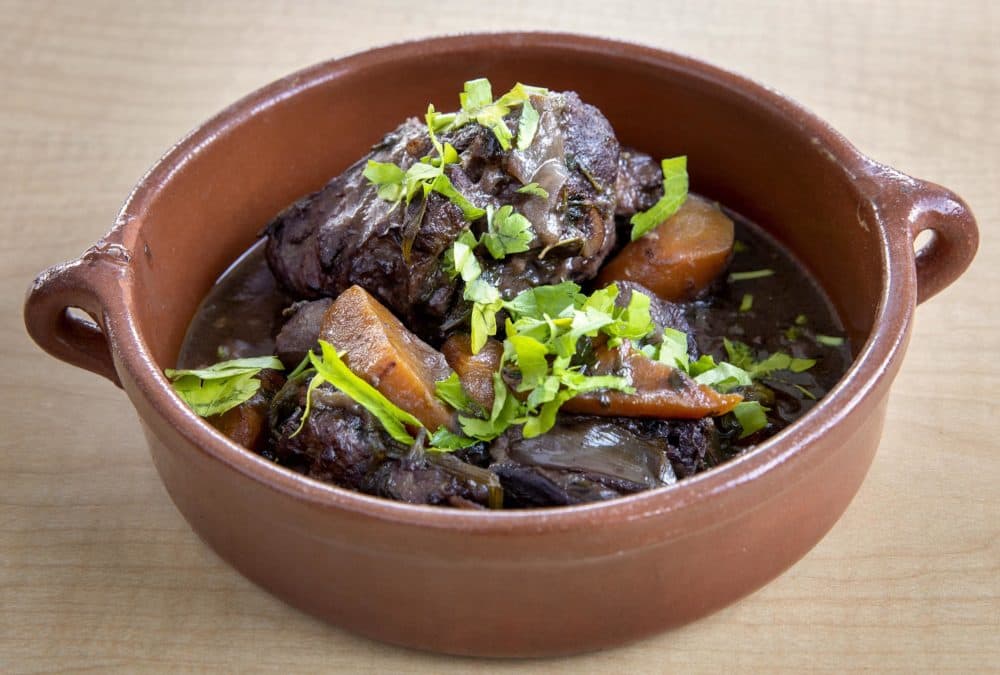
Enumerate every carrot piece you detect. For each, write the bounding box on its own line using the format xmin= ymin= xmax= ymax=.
xmin=441 ymin=334 xmax=503 ymax=411
xmin=319 ymin=285 xmax=455 ymax=432
xmin=564 ymin=340 xmax=741 ymax=419
xmin=598 ymin=195 xmax=735 ymax=301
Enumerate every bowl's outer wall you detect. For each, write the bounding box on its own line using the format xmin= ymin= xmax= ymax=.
xmin=84 ymin=35 xmax=922 ymax=656
xmin=135 ymin=380 xmax=890 ymax=656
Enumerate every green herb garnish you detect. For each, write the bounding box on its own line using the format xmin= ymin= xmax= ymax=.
xmin=466 ymin=278 xmax=504 ymax=354
xmin=728 ymin=269 xmax=775 ymax=282
xmin=516 ymin=182 xmax=549 ymax=198
xmin=481 ymin=205 xmax=535 ymax=259
xmin=739 ymin=293 xmax=754 ymax=312
xmin=815 ymin=334 xmax=845 ymax=347
xmin=723 ymin=338 xmax=816 ymax=378
xmin=629 ymin=156 xmax=689 ymax=241
xmin=363 ymin=105 xmax=485 ymax=223
xmin=516 ymin=98 xmax=540 ymax=150
xmin=446 ymin=78 xmax=549 ymax=151
xmin=733 ymin=400 xmax=769 ymax=438
xmin=434 ymin=372 xmax=477 ymax=413
xmin=166 ymin=356 xmax=284 ymax=418
xmin=295 ymin=340 xmax=422 ymax=445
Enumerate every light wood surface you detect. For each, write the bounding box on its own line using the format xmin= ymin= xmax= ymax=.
xmin=2 ymin=1 xmax=997 ymax=672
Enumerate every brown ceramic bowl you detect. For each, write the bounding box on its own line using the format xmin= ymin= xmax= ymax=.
xmin=23 ymin=33 xmax=977 ymax=657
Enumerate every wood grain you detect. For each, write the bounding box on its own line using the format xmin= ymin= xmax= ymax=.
xmin=1 ymin=1 xmax=997 ymax=672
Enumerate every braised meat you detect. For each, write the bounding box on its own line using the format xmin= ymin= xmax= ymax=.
xmin=265 ymin=91 xmax=620 ymax=343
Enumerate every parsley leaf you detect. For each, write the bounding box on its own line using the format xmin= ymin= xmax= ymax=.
xmin=297 ymin=340 xmax=422 ymax=445
xmin=724 ymin=338 xmax=816 ymax=379
xmin=447 ymin=79 xmax=549 ymax=151
xmin=466 ymin=279 xmax=503 ymax=354
xmin=516 ymin=98 xmax=540 ymax=150
xmin=728 ymin=269 xmax=775 ymax=282
xmin=516 ymin=182 xmax=549 ymax=198
xmin=733 ymin=400 xmax=769 ymax=438
xmin=629 ymin=156 xmax=689 ymax=241
xmin=428 ymin=428 xmax=478 ymax=451
xmin=446 ymin=230 xmax=482 ymax=282
xmin=481 ymin=205 xmax=535 ymax=259
xmin=362 ymin=160 xmax=405 ymax=204
xmin=659 ymin=327 xmax=690 ymax=371
xmin=459 ymin=372 xmax=520 ymax=441
xmin=693 ymin=361 xmax=753 ymax=392
xmin=434 ymin=372 xmax=476 ymax=413
xmin=166 ymin=356 xmax=283 ymax=418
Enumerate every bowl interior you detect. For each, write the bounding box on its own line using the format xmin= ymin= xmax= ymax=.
xmin=126 ymin=36 xmax=882 ymax=375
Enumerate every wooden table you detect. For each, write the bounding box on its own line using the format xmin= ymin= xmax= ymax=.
xmin=2 ymin=1 xmax=997 ymax=672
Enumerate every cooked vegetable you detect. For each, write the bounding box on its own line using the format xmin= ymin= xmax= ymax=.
xmin=296 ymin=340 xmax=425 ymax=445
xmin=318 ymin=285 xmax=455 ymax=432
xmin=441 ymin=334 xmax=502 ymax=411
xmin=563 ymin=339 xmax=742 ymax=419
xmin=629 ymin=155 xmax=689 ymax=241
xmin=598 ymin=195 xmax=735 ymax=301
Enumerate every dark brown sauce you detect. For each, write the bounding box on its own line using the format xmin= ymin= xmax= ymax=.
xmin=178 ymin=240 xmax=290 ymax=369
xmin=178 ymin=211 xmax=851 ymax=456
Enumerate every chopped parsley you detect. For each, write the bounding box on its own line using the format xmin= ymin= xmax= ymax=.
xmin=728 ymin=269 xmax=775 ymax=282
xmin=165 ymin=356 xmax=283 ymax=418
xmin=444 ymin=78 xmax=549 ymax=151
xmin=294 ymin=340 xmax=422 ymax=445
xmin=516 ymin=182 xmax=549 ymax=198
xmin=629 ymin=155 xmax=689 ymax=241
xmin=723 ymin=338 xmax=816 ymax=378
xmin=481 ymin=205 xmax=534 ymax=259
xmin=739 ymin=293 xmax=754 ymax=312
xmin=733 ymin=400 xmax=769 ymax=438
xmin=815 ymin=334 xmax=845 ymax=347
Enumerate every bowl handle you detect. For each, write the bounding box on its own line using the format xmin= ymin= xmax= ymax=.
xmin=23 ymin=242 xmax=130 ymax=387
xmin=875 ymin=173 xmax=979 ymax=304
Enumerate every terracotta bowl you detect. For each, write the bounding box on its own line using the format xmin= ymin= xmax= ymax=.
xmin=23 ymin=33 xmax=977 ymax=657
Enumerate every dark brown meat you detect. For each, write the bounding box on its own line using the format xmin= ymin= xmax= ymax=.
xmin=614 ymin=148 xmax=663 ymax=217
xmin=267 ymin=376 xmax=498 ymax=507
xmin=615 ymin=416 xmax=720 ymax=479
xmin=269 ymin=384 xmax=400 ymax=490
xmin=488 ymin=417 xmax=678 ymax=507
xmin=265 ymin=92 xmax=620 ymax=343
xmin=273 ymin=298 xmax=332 ymax=366
xmin=364 ymin=452 xmax=500 ymax=508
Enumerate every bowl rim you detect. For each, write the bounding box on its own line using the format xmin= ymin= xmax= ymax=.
xmin=109 ymin=31 xmax=913 ymax=533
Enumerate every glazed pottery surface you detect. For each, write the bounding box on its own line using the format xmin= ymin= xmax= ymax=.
xmin=23 ymin=34 xmax=977 ymax=657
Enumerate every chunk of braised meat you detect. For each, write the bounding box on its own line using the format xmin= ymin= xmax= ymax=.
xmin=207 ymin=368 xmax=285 ymax=452
xmin=364 ymin=451 xmax=500 ymax=509
xmin=265 ymin=91 xmax=620 ymax=343
xmin=489 ymin=417 xmax=679 ymax=507
xmin=274 ymin=298 xmax=331 ymax=366
xmin=269 ymin=382 xmax=400 ymax=491
xmin=491 ymin=464 xmax=622 ymax=507
xmin=615 ymin=416 xmax=721 ymax=479
xmin=267 ymin=376 xmax=498 ymax=507
xmin=614 ymin=148 xmax=663 ymax=218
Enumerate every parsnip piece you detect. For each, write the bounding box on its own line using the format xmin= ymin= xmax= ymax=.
xmin=319 ymin=285 xmax=454 ymax=432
